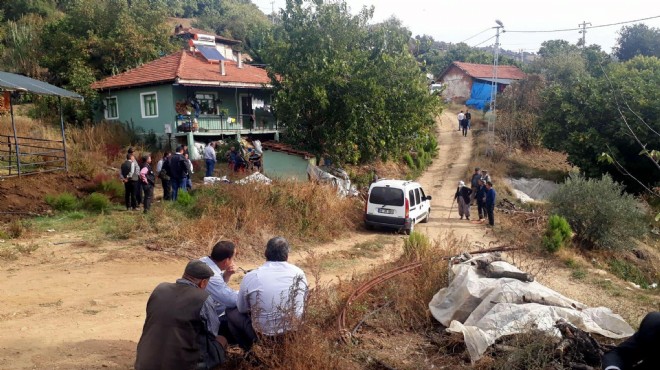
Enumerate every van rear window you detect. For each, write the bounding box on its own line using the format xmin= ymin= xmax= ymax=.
xmin=369 ymin=187 xmax=404 ymax=206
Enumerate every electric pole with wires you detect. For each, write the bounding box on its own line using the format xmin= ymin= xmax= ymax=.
xmin=487 ymin=20 xmax=504 ymax=156
xmin=578 ymin=21 xmax=591 ymax=47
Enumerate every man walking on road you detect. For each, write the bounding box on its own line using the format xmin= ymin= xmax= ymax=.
xmin=465 ymin=109 xmax=472 ymax=129
xmin=457 ymin=110 xmax=465 ymax=131
xmin=476 ymin=178 xmax=487 ymax=221
xmin=204 ymin=142 xmax=217 ymax=177
xmin=485 ymin=181 xmax=496 ymax=226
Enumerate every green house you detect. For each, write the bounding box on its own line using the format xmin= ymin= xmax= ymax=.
xmin=91 ymin=49 xmax=278 ymax=144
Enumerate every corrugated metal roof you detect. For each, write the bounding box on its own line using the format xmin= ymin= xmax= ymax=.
xmin=0 ymin=71 xmax=83 ymax=100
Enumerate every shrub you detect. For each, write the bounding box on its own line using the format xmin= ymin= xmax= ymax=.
xmin=176 ymin=190 xmax=195 ymax=208
xmin=403 ymin=231 xmax=431 ymax=260
xmin=608 ymin=259 xmax=650 ymax=288
xmin=403 ymin=153 xmax=415 ymax=169
xmin=542 ymin=215 xmax=572 ymax=253
xmin=45 ymin=192 xmax=79 ymax=212
xmin=98 ymin=179 xmax=125 ymax=199
xmin=82 ymin=193 xmax=111 ymax=213
xmin=549 ymin=174 xmax=645 ymax=251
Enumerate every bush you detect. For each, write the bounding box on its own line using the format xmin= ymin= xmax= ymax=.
xmin=98 ymin=178 xmax=125 ymax=199
xmin=403 ymin=153 xmax=415 ymax=169
xmin=45 ymin=192 xmax=79 ymax=212
xmin=403 ymin=232 xmax=431 ymax=260
xmin=608 ymin=259 xmax=651 ymax=288
xmin=549 ymin=174 xmax=645 ymax=251
xmin=542 ymin=215 xmax=572 ymax=253
xmin=176 ymin=190 xmax=195 ymax=208
xmin=82 ymin=193 xmax=111 ymax=213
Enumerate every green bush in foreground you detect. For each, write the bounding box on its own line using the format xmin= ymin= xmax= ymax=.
xmin=403 ymin=232 xmax=431 ymax=260
xmin=543 ymin=215 xmax=572 ymax=253
xmin=83 ymin=193 xmax=111 ymax=213
xmin=549 ymin=174 xmax=645 ymax=251
xmin=45 ymin=192 xmax=79 ymax=212
xmin=98 ymin=179 xmax=125 ymax=199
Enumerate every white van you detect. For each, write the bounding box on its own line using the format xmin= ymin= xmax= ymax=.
xmin=364 ymin=180 xmax=432 ymax=234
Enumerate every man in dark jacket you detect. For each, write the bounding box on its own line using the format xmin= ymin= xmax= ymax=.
xmin=135 ymin=260 xmax=227 ymax=370
xmin=157 ymin=152 xmax=172 ymax=201
xmin=470 ymin=167 xmax=482 ymax=205
xmin=454 ymin=181 xmax=472 ymax=220
xmin=485 ymin=181 xmax=496 ymax=226
xmin=120 ymin=153 xmax=139 ymax=211
xmin=475 ymin=178 xmax=487 ymax=221
xmin=602 ymin=311 xmax=660 ymax=370
xmin=169 ymin=146 xmax=189 ymax=201
xmin=603 ymin=312 xmax=660 ymax=370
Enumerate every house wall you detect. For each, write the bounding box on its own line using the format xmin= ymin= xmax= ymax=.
xmin=439 ymin=65 xmax=473 ymax=102
xmin=263 ymin=150 xmax=316 ymax=182
xmin=97 ymin=84 xmax=176 ymax=134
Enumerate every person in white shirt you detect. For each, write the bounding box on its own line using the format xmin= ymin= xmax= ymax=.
xmin=226 ymin=236 xmax=308 ymax=351
xmin=204 ymin=142 xmax=217 ymax=177
xmin=457 ymin=110 xmax=465 ymax=131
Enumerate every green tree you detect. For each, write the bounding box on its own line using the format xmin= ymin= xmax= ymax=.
xmin=1 ymin=14 xmax=45 ymax=77
xmin=265 ymin=0 xmax=441 ymax=164
xmin=538 ymin=56 xmax=660 ymax=192
xmin=0 ymin=0 xmax=57 ymax=21
xmin=614 ymin=24 xmax=660 ymax=61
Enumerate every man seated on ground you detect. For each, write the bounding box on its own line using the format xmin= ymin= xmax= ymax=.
xmin=247 ymin=136 xmax=263 ymax=172
xmin=602 ymin=311 xmax=660 ymax=370
xmin=135 ymin=260 xmax=227 ymax=370
xmin=226 ymin=236 xmax=308 ymax=352
xmin=199 ymin=241 xmax=239 ymax=334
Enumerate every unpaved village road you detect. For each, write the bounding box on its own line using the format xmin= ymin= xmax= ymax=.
xmin=1 ymin=111 xmax=638 ymax=369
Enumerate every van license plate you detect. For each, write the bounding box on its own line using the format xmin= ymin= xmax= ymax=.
xmin=378 ymin=208 xmax=394 ymax=215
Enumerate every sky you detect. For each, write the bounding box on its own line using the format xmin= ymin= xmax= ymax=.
xmin=253 ymin=0 xmax=660 ymax=54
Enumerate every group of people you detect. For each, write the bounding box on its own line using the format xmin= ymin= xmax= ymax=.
xmin=120 ymin=147 xmax=156 ymax=213
xmin=457 ymin=109 xmax=472 ymax=137
xmin=225 ymin=137 xmax=263 ymax=173
xmin=155 ymin=145 xmax=194 ymax=202
xmin=135 ymin=237 xmax=308 ymax=370
xmin=454 ymin=167 xmax=496 ymax=226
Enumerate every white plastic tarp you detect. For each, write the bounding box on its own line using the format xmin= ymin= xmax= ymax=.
xmin=429 ymin=258 xmax=634 ymax=362
xmin=306 ymin=164 xmax=358 ymax=197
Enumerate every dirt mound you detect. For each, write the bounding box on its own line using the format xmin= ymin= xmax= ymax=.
xmin=0 ymin=172 xmax=93 ymax=221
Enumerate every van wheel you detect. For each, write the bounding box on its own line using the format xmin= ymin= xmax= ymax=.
xmin=422 ymin=210 xmax=430 ymax=223
xmin=405 ymin=222 xmax=414 ymax=235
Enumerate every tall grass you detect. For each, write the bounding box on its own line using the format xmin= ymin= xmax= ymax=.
xmin=147 ymin=181 xmax=363 ymax=257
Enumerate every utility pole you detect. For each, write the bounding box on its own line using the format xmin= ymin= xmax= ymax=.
xmin=487 ymin=20 xmax=504 ymax=156
xmin=578 ymin=21 xmax=591 ymax=47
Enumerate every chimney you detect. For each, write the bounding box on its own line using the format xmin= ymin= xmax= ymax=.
xmin=220 ymin=60 xmax=226 ymax=76
xmin=238 ymin=52 xmax=243 ymax=69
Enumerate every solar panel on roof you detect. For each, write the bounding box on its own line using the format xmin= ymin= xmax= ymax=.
xmin=197 ymin=46 xmax=226 ymax=62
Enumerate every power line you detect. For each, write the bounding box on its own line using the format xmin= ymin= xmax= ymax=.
xmin=472 ymin=35 xmax=495 ymax=47
xmin=460 ymin=27 xmax=492 ymax=43
xmin=506 ymin=15 xmax=660 ymax=33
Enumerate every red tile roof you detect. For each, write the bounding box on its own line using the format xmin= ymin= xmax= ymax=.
xmin=91 ymin=50 xmax=271 ymax=90
xmin=451 ymin=61 xmax=526 ymax=80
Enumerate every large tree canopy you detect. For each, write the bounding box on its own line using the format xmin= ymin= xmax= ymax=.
xmin=264 ymin=0 xmax=441 ymax=164
xmin=538 ymin=55 xmax=660 ymax=192
xmin=614 ymin=24 xmax=660 ymax=61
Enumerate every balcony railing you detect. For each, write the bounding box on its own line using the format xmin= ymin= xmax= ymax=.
xmin=175 ymin=113 xmax=278 ymax=133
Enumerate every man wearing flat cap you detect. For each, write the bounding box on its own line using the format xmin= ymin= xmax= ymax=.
xmin=135 ymin=260 xmax=227 ymax=370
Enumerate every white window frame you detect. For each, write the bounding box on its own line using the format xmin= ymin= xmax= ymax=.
xmin=104 ymin=96 xmax=119 ymax=120
xmin=140 ymin=91 xmax=159 ymax=119
xmin=195 ymin=91 xmax=218 ymax=115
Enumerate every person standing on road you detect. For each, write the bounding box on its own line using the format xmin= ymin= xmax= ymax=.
xmin=135 ymin=260 xmax=227 ymax=370
xmin=157 ymin=151 xmax=172 ymax=201
xmin=204 ymin=142 xmax=217 ymax=178
xmin=485 ymin=181 xmax=496 ymax=226
xmin=470 ymin=167 xmax=482 ymax=205
xmin=454 ymin=181 xmax=472 ymax=220
xmin=139 ymin=154 xmax=156 ymax=213
xmin=185 ymin=153 xmax=194 ymax=191
xmin=120 ymin=153 xmax=139 ymax=211
xmin=476 ymin=178 xmax=487 ymax=221
xmin=457 ymin=110 xmax=465 ymax=131
xmin=481 ymin=170 xmax=492 ymax=184
xmin=169 ymin=146 xmax=189 ymax=201
xmin=460 ymin=118 xmax=469 ymax=137
xmin=465 ymin=109 xmax=472 ymax=129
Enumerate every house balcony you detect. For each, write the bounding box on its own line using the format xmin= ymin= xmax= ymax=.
xmin=175 ymin=113 xmax=279 ymax=135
